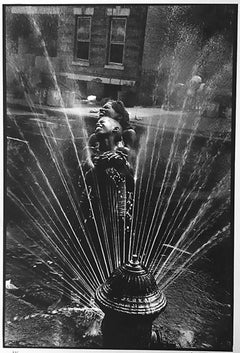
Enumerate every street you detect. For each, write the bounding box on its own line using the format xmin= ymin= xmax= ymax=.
xmin=5 ymin=103 xmax=232 ymax=349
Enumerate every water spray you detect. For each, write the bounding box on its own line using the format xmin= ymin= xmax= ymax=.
xmin=95 ymin=254 xmax=166 ymax=349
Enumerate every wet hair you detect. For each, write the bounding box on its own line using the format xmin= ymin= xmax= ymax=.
xmin=103 ymin=99 xmax=129 ymax=123
xmin=101 ymin=99 xmax=131 ymax=131
xmin=110 ymin=100 xmax=130 ymax=121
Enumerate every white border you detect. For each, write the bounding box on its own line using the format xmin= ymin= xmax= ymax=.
xmin=1 ymin=2 xmax=239 ymax=353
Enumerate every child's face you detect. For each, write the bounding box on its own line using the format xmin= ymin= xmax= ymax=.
xmin=100 ymin=102 xmax=119 ymax=120
xmin=95 ymin=116 xmax=121 ymax=135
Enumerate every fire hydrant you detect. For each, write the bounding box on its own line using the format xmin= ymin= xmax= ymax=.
xmin=95 ymin=255 xmax=167 ymax=349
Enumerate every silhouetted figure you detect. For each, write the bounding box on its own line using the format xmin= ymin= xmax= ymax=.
xmin=49 ymin=117 xmax=134 ymax=310
xmin=186 ymin=75 xmax=202 ymax=110
xmin=81 ymin=117 xmax=134 ymax=262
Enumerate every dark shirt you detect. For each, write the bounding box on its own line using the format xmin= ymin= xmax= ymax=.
xmin=78 ymin=150 xmax=134 ymax=264
xmin=80 ymin=150 xmax=134 ymax=218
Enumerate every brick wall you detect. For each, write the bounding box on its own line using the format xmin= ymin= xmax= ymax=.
xmin=6 ymin=5 xmax=148 ymax=105
xmin=57 ymin=5 xmax=148 ymax=83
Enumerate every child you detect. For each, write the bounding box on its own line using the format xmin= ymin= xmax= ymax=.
xmin=88 ymin=100 xmax=136 ymax=153
xmin=82 ymin=116 xmax=134 ymax=265
xmin=49 ymin=117 xmax=134 ymax=310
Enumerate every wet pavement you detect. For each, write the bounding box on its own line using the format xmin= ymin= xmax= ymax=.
xmin=5 ymin=251 xmax=232 ymax=349
xmin=4 ymin=99 xmax=233 ymax=349
xmin=7 ymin=96 xmax=232 ymax=140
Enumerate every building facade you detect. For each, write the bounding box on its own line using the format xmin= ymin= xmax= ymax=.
xmin=6 ymin=5 xmax=150 ymax=107
xmin=6 ymin=5 xmax=235 ymax=108
xmin=58 ymin=5 xmax=148 ymax=105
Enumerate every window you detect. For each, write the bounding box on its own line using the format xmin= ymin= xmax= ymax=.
xmin=75 ymin=16 xmax=91 ymax=61
xmin=108 ymin=18 xmax=126 ymax=65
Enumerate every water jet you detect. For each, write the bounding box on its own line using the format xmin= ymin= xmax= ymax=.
xmin=95 ymin=254 xmax=166 ymax=349
xmin=5 ymin=5 xmax=234 ymax=348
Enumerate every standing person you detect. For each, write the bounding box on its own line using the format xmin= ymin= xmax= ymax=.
xmin=82 ymin=115 xmax=134 ymax=225
xmin=186 ymin=75 xmax=202 ymax=111
xmin=49 ymin=116 xmax=134 ymax=310
xmin=80 ymin=116 xmax=134 ymax=270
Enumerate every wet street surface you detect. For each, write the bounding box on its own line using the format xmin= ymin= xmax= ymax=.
xmin=4 ymin=109 xmax=232 ymax=349
xmin=5 ymin=248 xmax=232 ymax=349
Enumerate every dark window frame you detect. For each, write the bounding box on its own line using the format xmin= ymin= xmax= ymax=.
xmin=108 ymin=17 xmax=127 ymax=65
xmin=74 ymin=15 xmax=92 ymax=61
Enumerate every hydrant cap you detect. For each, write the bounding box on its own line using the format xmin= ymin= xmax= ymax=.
xmin=95 ymin=255 xmax=166 ymax=316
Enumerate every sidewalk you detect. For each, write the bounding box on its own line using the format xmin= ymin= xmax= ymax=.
xmin=6 ymin=97 xmax=232 ymax=141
